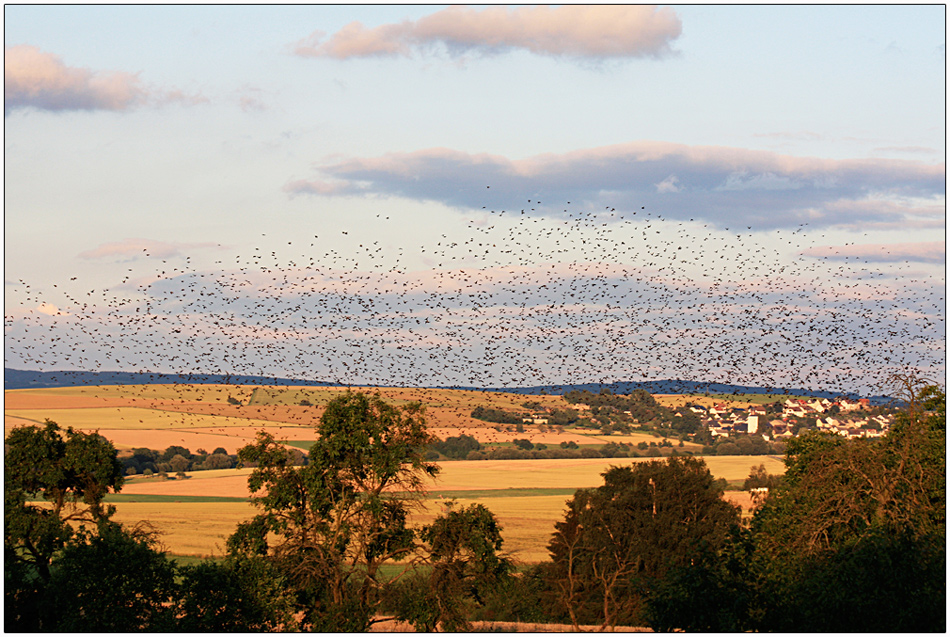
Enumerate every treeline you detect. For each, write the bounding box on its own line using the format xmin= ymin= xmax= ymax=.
xmin=429 ymin=433 xmax=687 ymax=462
xmin=700 ymin=433 xmax=786 ymax=456
xmin=470 ymin=405 xmax=524 ymax=424
xmin=121 ymin=445 xmax=238 ymax=476
xmin=429 ymin=433 xmax=782 ymax=462
xmin=120 ymin=444 xmax=307 ymax=477
xmin=6 ymin=385 xmax=944 ymax=632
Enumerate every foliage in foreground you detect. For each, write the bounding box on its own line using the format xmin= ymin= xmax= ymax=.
xmin=644 ymin=382 xmax=946 ymax=632
xmin=5 ymin=383 xmax=944 ymax=632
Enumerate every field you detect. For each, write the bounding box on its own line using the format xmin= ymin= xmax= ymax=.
xmin=8 ymin=384 xmax=784 ymax=563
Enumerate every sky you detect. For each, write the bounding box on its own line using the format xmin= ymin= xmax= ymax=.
xmin=4 ymin=5 xmax=946 ymax=395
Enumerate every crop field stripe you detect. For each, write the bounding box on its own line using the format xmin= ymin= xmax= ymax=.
xmin=285 ymin=440 xmax=315 ymax=451
xmin=420 ymin=488 xmax=579 ymax=499
xmin=103 ymin=494 xmax=251 ymax=503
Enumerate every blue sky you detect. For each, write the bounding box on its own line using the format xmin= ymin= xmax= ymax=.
xmin=4 ymin=5 xmax=945 ymax=394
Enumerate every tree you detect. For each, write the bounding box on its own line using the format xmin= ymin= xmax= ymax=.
xmin=158 ymin=444 xmax=192 ymax=463
xmin=45 ymin=520 xmax=177 ymax=631
xmin=512 ymin=438 xmax=534 ymax=450
xmin=174 ymin=554 xmax=299 ymax=631
xmin=750 ymin=381 xmax=943 ymax=631
xmin=5 ymin=420 xmax=124 ymax=584
xmin=393 ymin=503 xmax=513 ymax=631
xmin=226 ymin=391 xmax=439 ymax=631
xmin=168 ymin=453 xmax=190 ymax=473
xmin=431 ymin=433 xmax=481 ymax=459
xmin=644 ymin=526 xmax=757 ymax=632
xmin=202 ymin=452 xmax=233 ymax=470
xmin=4 ymin=421 xmax=180 ymax=632
xmin=545 ymin=456 xmax=740 ymax=629
xmin=742 ymin=463 xmax=783 ymax=491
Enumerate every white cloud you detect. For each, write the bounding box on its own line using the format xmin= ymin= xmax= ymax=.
xmin=35 ymin=302 xmax=69 ymax=316
xmin=800 ymin=241 xmax=945 ymax=263
xmin=77 ymin=238 xmax=221 ymax=261
xmin=655 ymin=175 xmax=681 ymax=193
xmin=295 ymin=5 xmax=682 ymax=60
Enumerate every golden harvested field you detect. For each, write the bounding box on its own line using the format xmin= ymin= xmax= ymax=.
xmin=115 ymin=455 xmax=785 ymax=500
xmin=109 ymin=455 xmax=783 ymax=561
xmin=121 ymin=471 xmax=255 ymax=498
xmin=107 ymin=498 xmax=567 ymax=563
xmin=3 ymin=406 xmax=285 ymax=431
xmin=653 ymin=394 xmax=760 ymax=409
xmin=109 ymin=502 xmax=257 ymax=557
xmin=569 ymin=427 xmax=705 ymax=451
xmin=427 ymin=456 xmax=784 ymax=491
xmin=8 ymin=384 xmax=783 ymax=562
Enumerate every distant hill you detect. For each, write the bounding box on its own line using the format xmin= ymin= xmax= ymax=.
xmin=472 ymin=380 xmax=894 ymax=405
xmin=4 ymin=368 xmax=892 ymax=405
xmin=476 ymin=379 xmax=865 ymax=399
xmin=3 ymin=368 xmax=336 ymax=390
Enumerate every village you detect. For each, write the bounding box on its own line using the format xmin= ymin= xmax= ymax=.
xmin=689 ymin=397 xmax=895 ymax=440
xmin=514 ymin=391 xmax=898 ymax=447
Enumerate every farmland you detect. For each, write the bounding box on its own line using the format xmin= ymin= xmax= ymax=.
xmin=8 ymin=383 xmax=784 ymax=563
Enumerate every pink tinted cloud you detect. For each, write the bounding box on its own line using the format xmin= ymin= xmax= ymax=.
xmin=295 ymin=5 xmax=682 ymax=60
xmin=5 ymin=45 xmax=145 ymax=113
xmin=77 ymin=238 xmax=220 ymax=261
xmin=4 ymin=45 xmax=204 ymax=114
xmin=800 ymin=241 xmax=945 ymax=263
xmin=285 ymin=141 xmax=945 ymax=230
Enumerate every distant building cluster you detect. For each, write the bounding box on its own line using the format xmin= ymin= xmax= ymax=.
xmin=681 ymin=397 xmax=893 ymax=440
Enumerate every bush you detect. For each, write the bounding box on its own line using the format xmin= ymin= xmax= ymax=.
xmin=433 ymin=434 xmax=481 ymax=460
xmin=202 ymin=453 xmax=234 ymax=470
xmin=716 ymin=442 xmax=741 ymax=456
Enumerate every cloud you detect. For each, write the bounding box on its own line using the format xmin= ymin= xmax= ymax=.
xmin=77 ymin=238 xmax=220 ymax=261
xmin=294 ymin=5 xmax=682 ymax=60
xmin=800 ymin=241 xmax=946 ymax=263
xmin=4 ymin=45 xmax=203 ymax=114
xmin=872 ymin=145 xmax=940 ymax=155
xmin=8 ymin=253 xmax=942 ymax=393
xmin=754 ymin=131 xmax=825 ymax=142
xmin=285 ymin=141 xmax=945 ymax=230
xmin=655 ymin=175 xmax=681 ymax=193
xmin=35 ymin=303 xmax=69 ymax=316
xmin=236 ymin=86 xmax=267 ymax=112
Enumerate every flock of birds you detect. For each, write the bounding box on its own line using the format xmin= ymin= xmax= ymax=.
xmin=6 ymin=200 xmax=944 ymax=397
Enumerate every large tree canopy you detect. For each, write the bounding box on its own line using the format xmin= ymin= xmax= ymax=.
xmin=646 ymin=381 xmax=946 ymax=632
xmin=545 ymin=455 xmax=740 ymax=629
xmin=4 ymin=420 xmax=124 ymax=583
xmin=227 ymin=391 xmax=439 ymax=631
xmin=4 ymin=420 xmax=178 ymax=631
